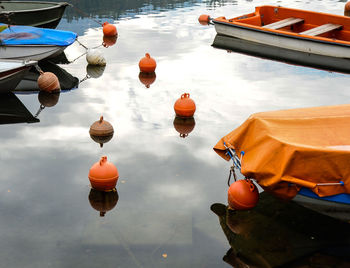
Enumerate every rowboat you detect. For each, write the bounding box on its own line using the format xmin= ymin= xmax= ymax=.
xmin=0 ymin=60 xmax=36 ymax=93
xmin=0 ymin=92 xmax=39 ymax=124
xmin=0 ymin=1 xmax=69 ymax=29
xmin=212 ymin=34 xmax=350 ymax=74
xmin=0 ymin=24 xmax=77 ymax=61
xmin=212 ymin=5 xmax=350 ymax=58
xmin=213 ymin=104 xmax=350 ymax=219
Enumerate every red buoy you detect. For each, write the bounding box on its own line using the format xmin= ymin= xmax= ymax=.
xmin=227 ymin=179 xmax=259 ymax=210
xmin=139 ymin=53 xmax=157 ymax=73
xmin=138 ymin=72 xmax=156 ymax=88
xmin=174 ymin=93 xmax=196 ymax=117
xmin=103 ymin=22 xmax=117 ymax=37
xmin=37 ymin=71 xmax=60 ymax=93
xmin=198 ymin=14 xmax=211 ymax=25
xmin=88 ymin=156 xmax=119 ymax=191
xmin=345 ymin=2 xmax=350 ymax=12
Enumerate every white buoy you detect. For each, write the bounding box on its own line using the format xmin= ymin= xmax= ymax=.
xmin=86 ymin=49 xmax=106 ymax=66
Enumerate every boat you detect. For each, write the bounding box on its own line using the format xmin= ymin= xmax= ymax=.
xmin=0 ymin=1 xmax=69 ymax=29
xmin=212 ymin=34 xmax=350 ymax=74
xmin=0 ymin=92 xmax=39 ymax=124
xmin=0 ymin=60 xmax=37 ymax=93
xmin=212 ymin=5 xmax=350 ymax=58
xmin=0 ymin=24 xmax=77 ymax=61
xmin=213 ymin=104 xmax=350 ymax=217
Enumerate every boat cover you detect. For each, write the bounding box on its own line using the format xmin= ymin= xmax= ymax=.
xmin=0 ymin=24 xmax=77 ymax=46
xmin=214 ymin=104 xmax=350 ymax=198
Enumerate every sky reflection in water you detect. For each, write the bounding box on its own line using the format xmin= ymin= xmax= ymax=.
xmin=0 ymin=0 xmax=349 ymax=267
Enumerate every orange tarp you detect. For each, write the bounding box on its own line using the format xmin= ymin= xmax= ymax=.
xmin=214 ymin=104 xmax=350 ymax=198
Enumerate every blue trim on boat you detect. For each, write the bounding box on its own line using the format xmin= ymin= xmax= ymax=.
xmin=298 ymin=187 xmax=350 ymax=204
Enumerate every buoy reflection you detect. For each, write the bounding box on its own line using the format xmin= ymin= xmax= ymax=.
xmin=173 ymin=116 xmax=195 ymax=138
xmin=89 ymin=188 xmax=119 ymax=217
xmin=138 ymin=72 xmax=156 ymax=88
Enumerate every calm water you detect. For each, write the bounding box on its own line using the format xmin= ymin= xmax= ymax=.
xmin=1 ymin=0 xmax=350 ymax=267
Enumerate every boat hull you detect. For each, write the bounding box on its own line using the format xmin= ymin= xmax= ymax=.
xmin=212 ymin=34 xmax=350 ymax=74
xmin=214 ymin=22 xmax=350 ymax=59
xmin=0 ymin=60 xmax=37 ymax=93
xmin=0 ymin=1 xmax=68 ymax=29
xmin=0 ymin=45 xmax=66 ymax=61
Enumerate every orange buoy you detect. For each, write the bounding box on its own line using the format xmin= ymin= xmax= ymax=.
xmin=88 ymin=156 xmax=119 ymax=191
xmin=102 ymin=22 xmax=117 ymax=37
xmin=198 ymin=14 xmax=211 ymax=25
xmin=138 ymin=72 xmax=156 ymax=88
xmin=37 ymin=71 xmax=60 ymax=93
xmin=173 ymin=116 xmax=196 ymax=138
xmin=103 ymin=35 xmax=117 ymax=47
xmin=89 ymin=188 xmax=119 ymax=217
xmin=227 ymin=179 xmax=259 ymax=210
xmin=174 ymin=93 xmax=196 ymax=117
xmin=345 ymin=2 xmax=350 ymax=12
xmin=139 ymin=53 xmax=157 ymax=73
xmin=89 ymin=116 xmax=114 ymax=147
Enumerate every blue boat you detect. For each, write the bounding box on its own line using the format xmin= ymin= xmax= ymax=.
xmin=0 ymin=24 xmax=77 ymax=61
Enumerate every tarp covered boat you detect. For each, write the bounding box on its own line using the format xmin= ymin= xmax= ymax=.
xmin=0 ymin=24 xmax=77 ymax=61
xmin=213 ymin=5 xmax=350 ymax=58
xmin=213 ymin=104 xmax=350 ymax=203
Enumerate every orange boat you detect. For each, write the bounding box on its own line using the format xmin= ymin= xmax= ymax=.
xmin=213 ymin=104 xmax=350 ymax=206
xmin=213 ymin=5 xmax=350 ymax=58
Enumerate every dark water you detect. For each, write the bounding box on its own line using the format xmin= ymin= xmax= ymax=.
xmin=1 ymin=0 xmax=350 ymax=267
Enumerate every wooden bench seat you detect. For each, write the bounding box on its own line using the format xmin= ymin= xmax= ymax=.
xmin=262 ymin=17 xmax=304 ymax=30
xmin=299 ymin=23 xmax=342 ymax=36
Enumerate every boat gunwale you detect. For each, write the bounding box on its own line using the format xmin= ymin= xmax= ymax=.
xmin=0 ymin=1 xmax=69 ymax=14
xmin=213 ymin=19 xmax=350 ymax=49
xmin=213 ymin=5 xmax=350 ymax=48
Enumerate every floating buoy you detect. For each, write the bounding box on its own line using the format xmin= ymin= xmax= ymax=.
xmin=103 ymin=35 xmax=117 ymax=47
xmin=89 ymin=188 xmax=119 ymax=217
xmin=88 ymin=156 xmax=119 ymax=191
xmin=227 ymin=179 xmax=259 ymax=210
xmin=89 ymin=116 xmax=114 ymax=147
xmin=139 ymin=53 xmax=156 ymax=73
xmin=37 ymin=71 xmax=60 ymax=93
xmin=138 ymin=72 xmax=156 ymax=88
xmin=345 ymin=2 xmax=350 ymax=12
xmin=102 ymin=21 xmax=117 ymax=37
xmin=173 ymin=116 xmax=196 ymax=138
xmin=198 ymin=14 xmax=211 ymax=25
xmin=86 ymin=49 xmax=106 ymax=66
xmin=174 ymin=93 xmax=196 ymax=117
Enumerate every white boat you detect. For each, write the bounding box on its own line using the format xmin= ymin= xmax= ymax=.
xmin=0 ymin=60 xmax=37 ymax=93
xmin=0 ymin=24 xmax=77 ymax=61
xmin=212 ymin=5 xmax=350 ymax=59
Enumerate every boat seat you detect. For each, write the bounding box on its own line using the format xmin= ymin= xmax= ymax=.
xmin=262 ymin=17 xmax=304 ymax=30
xmin=299 ymin=23 xmax=342 ymax=36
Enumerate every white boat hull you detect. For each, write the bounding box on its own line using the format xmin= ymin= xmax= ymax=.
xmin=0 ymin=45 xmax=65 ymax=61
xmin=214 ymin=23 xmax=350 ymax=59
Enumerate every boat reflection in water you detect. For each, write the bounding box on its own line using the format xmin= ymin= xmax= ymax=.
xmin=88 ymin=188 xmax=119 ymax=217
xmin=211 ymin=192 xmax=350 ymax=267
xmin=0 ymin=92 xmax=39 ymax=124
xmin=212 ymin=34 xmax=350 ymax=74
